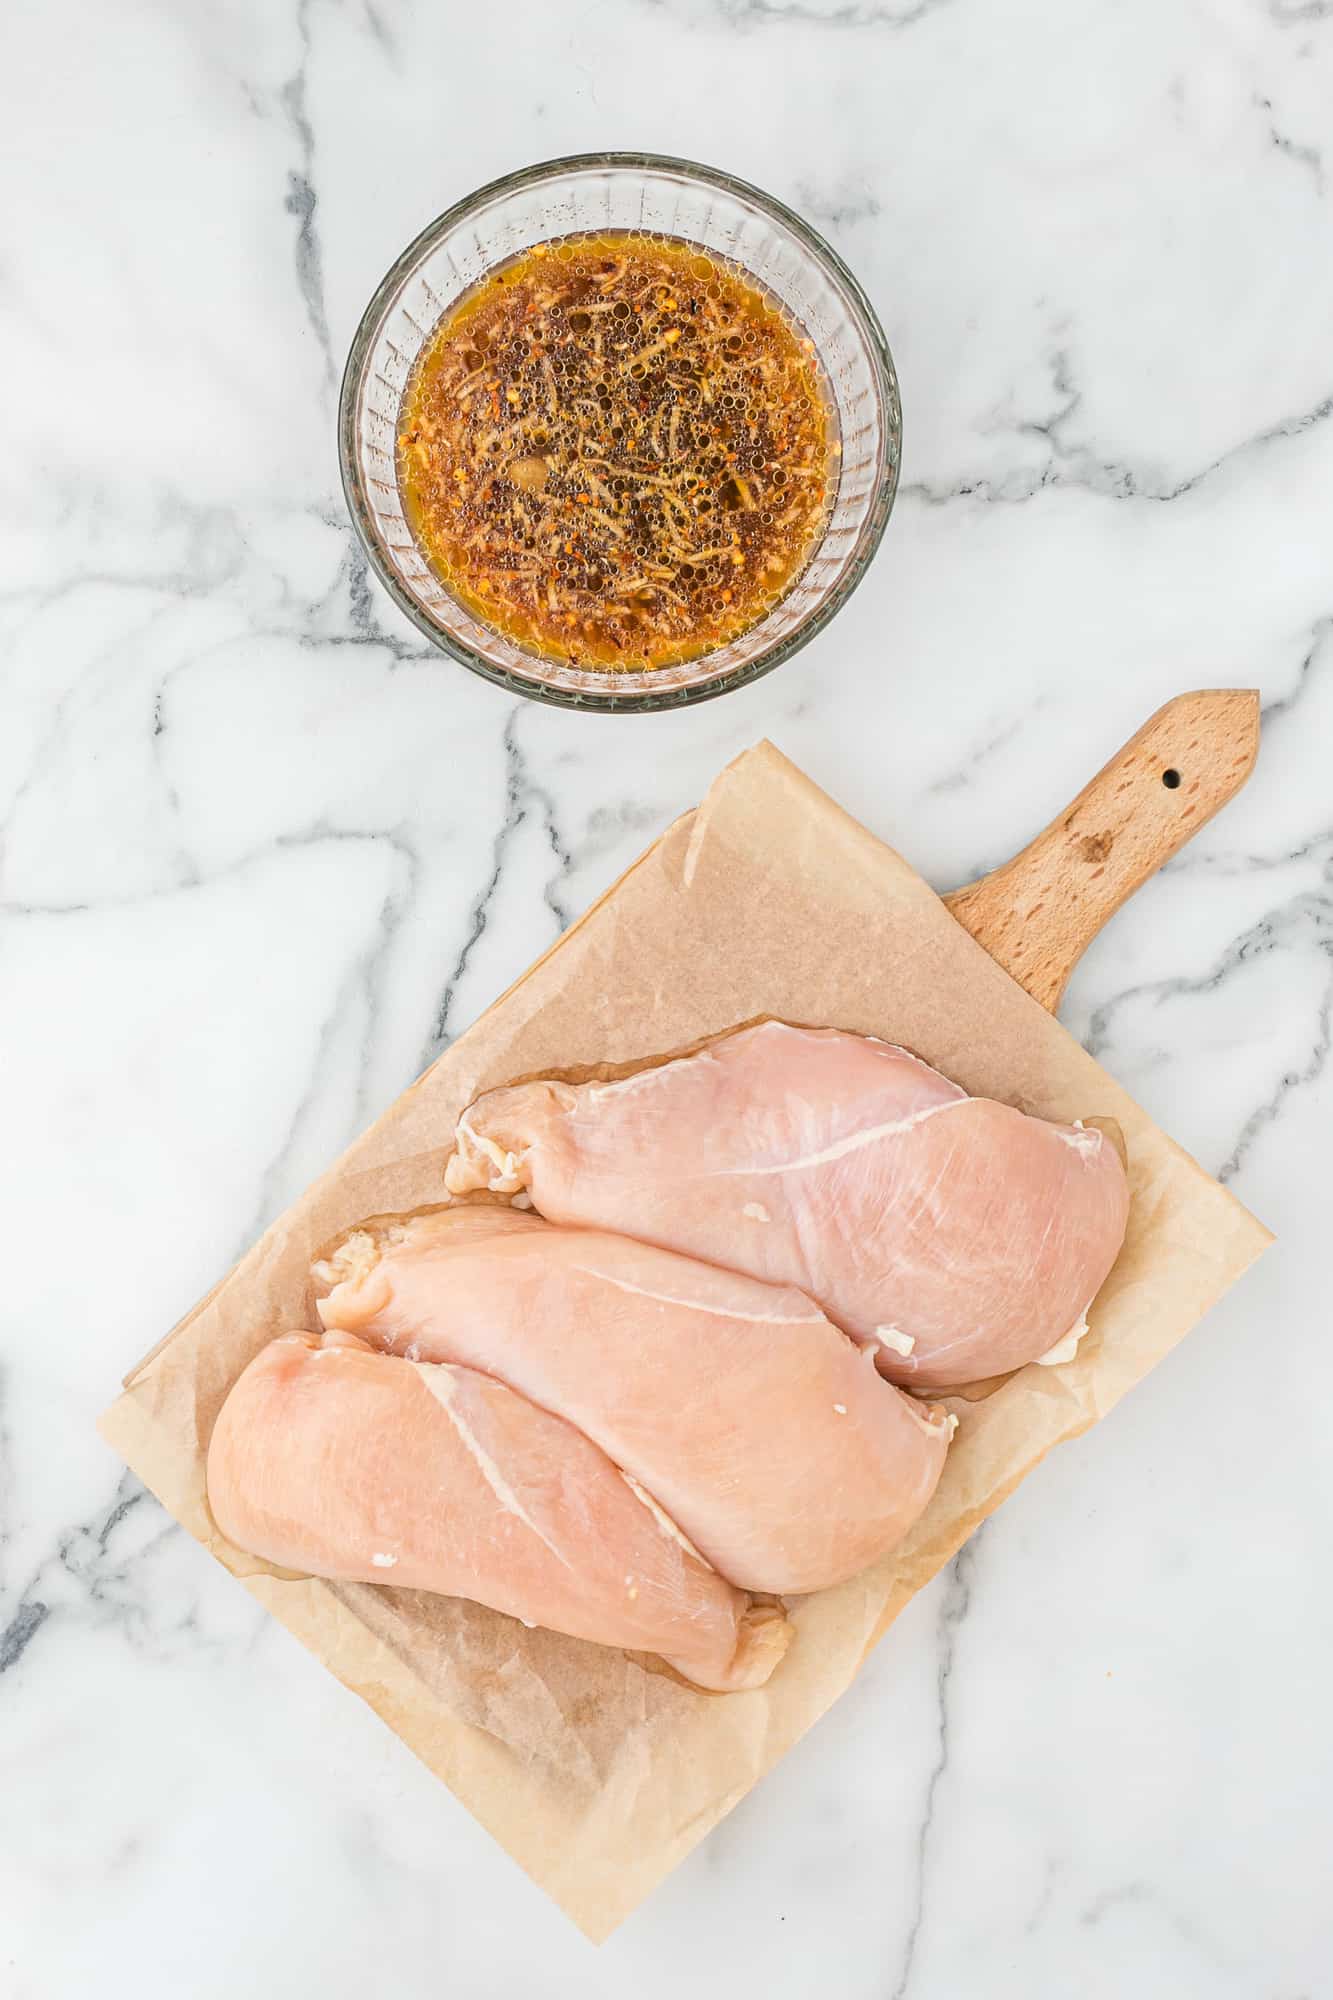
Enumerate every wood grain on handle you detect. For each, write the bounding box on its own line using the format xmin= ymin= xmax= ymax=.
xmin=942 ymin=689 xmax=1260 ymax=1013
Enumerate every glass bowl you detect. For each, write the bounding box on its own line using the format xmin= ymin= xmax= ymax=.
xmin=339 ymin=152 xmax=901 ymax=712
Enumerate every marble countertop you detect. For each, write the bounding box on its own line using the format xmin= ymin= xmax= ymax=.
xmin=4 ymin=2 xmax=1331 ymax=1993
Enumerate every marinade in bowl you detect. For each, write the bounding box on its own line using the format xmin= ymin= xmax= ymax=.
xmin=340 ymin=154 xmax=901 ymax=710
xmin=397 ymin=234 xmax=837 ymax=674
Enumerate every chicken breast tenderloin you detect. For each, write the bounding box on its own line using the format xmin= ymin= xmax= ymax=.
xmin=314 ymin=1207 xmax=950 ymax=1595
xmin=206 ymin=1330 xmax=789 ymax=1693
xmin=444 ymin=1022 xmax=1131 ymax=1391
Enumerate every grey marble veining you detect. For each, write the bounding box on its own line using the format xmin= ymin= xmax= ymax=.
xmin=2 ymin=1 xmax=1331 ymax=1994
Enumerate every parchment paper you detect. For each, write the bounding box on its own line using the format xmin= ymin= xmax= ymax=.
xmin=99 ymin=743 xmax=1271 ymax=1940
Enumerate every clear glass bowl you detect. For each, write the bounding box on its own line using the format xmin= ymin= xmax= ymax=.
xmin=339 ymin=153 xmax=901 ymax=712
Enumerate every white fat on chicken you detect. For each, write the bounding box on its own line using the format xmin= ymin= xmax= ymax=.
xmin=1034 ymin=1312 xmax=1091 ymax=1367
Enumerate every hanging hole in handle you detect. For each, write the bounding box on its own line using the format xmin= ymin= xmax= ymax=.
xmin=1162 ymin=767 xmax=1182 ymax=789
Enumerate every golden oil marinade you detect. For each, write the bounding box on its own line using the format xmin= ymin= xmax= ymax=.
xmin=398 ymin=233 xmax=837 ymax=672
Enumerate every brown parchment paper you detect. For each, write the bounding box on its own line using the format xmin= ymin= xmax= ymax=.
xmin=98 ymin=743 xmax=1271 ymax=1940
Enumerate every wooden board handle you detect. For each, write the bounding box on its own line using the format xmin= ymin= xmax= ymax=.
xmin=942 ymin=689 xmax=1260 ymax=1013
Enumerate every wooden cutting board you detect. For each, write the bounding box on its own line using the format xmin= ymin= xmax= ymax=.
xmin=100 ymin=685 xmax=1269 ymax=1943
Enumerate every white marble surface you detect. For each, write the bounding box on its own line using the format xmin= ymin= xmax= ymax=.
xmin=3 ymin=1 xmax=1331 ymax=1992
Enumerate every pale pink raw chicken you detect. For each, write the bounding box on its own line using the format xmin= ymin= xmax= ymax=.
xmin=206 ymin=1330 xmax=789 ymax=1692
xmin=314 ymin=1206 xmax=950 ymax=1595
xmin=444 ymin=1022 xmax=1131 ymax=1391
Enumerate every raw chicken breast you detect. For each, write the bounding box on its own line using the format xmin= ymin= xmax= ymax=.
xmin=444 ymin=1022 xmax=1131 ymax=1391
xmin=206 ymin=1330 xmax=789 ymax=1692
xmin=315 ymin=1207 xmax=950 ymax=1594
